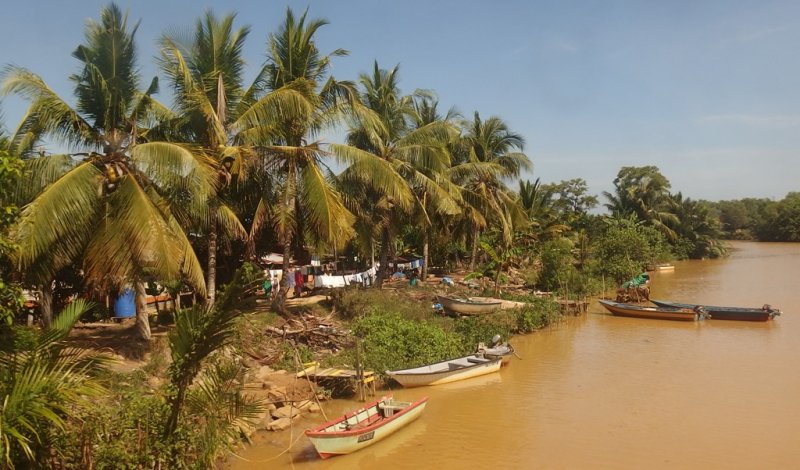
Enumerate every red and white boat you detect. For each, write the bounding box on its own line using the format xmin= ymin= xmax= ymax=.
xmin=305 ymin=395 xmax=427 ymax=459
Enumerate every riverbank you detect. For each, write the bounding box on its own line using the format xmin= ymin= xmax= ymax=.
xmin=229 ymin=242 xmax=800 ymax=469
xmin=56 ymin=274 xmax=563 ymax=466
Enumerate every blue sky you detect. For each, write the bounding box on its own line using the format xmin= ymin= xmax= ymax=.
xmin=1 ymin=0 xmax=798 ymax=202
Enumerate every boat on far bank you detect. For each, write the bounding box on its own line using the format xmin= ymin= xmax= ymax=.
xmin=599 ymin=299 xmax=708 ymax=321
xmin=387 ymin=354 xmax=502 ymax=387
xmin=650 ymin=299 xmax=781 ymax=322
xmin=305 ymin=395 xmax=427 ymax=459
xmin=436 ymin=295 xmax=502 ymax=316
xmin=646 ymin=263 xmax=675 ymax=272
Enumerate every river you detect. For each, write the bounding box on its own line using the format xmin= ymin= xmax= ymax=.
xmin=228 ymin=241 xmax=800 ymax=469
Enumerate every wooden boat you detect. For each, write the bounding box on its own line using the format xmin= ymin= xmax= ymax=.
xmin=650 ymin=299 xmax=781 ymax=322
xmin=646 ymin=263 xmax=675 ymax=272
xmin=436 ymin=295 xmax=502 ymax=315
xmin=305 ymin=395 xmax=428 ymax=459
xmin=386 ymin=354 xmax=502 ymax=387
xmin=598 ymin=299 xmax=708 ymax=321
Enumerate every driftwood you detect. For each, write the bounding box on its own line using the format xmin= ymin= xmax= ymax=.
xmin=262 ymin=313 xmax=352 ymax=365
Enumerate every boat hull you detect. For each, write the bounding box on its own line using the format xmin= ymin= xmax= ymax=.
xmin=650 ymin=300 xmax=779 ymax=322
xmin=599 ymin=299 xmax=703 ymax=321
xmin=387 ymin=356 xmax=502 ymax=387
xmin=436 ymin=295 xmax=502 ymax=315
xmin=306 ymin=396 xmax=427 ymax=459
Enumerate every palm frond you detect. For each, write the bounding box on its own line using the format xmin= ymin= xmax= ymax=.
xmin=12 ymin=161 xmax=102 ymax=271
xmin=1 ymin=66 xmax=95 ymax=151
xmin=301 ymin=162 xmax=354 ymax=248
xmin=130 ymin=141 xmax=217 ymax=197
xmin=82 ymin=176 xmax=183 ymax=289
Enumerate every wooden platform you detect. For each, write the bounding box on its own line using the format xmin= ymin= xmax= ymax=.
xmin=557 ymin=299 xmax=589 ymax=315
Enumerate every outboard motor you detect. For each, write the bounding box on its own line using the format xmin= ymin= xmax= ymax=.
xmin=489 ymin=334 xmax=502 ymax=348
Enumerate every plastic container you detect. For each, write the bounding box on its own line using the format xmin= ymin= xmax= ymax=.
xmin=114 ymin=288 xmax=136 ymax=318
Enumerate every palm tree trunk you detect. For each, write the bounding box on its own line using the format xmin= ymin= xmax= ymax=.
xmin=422 ymin=230 xmax=429 ymax=282
xmin=469 ymin=228 xmax=481 ymax=272
xmin=375 ymin=227 xmax=390 ymax=288
xmin=134 ymin=281 xmax=151 ymax=341
xmin=40 ymin=281 xmax=53 ymax=329
xmin=494 ymin=263 xmax=502 ymax=297
xmin=163 ymin=376 xmax=191 ymax=440
xmin=206 ymin=217 xmax=217 ymax=306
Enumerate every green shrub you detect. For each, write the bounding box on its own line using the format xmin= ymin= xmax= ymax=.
xmin=514 ymin=300 xmax=561 ymax=333
xmin=353 ymin=310 xmax=462 ymax=374
xmin=0 ymin=325 xmax=38 ymax=353
xmin=332 ymin=287 xmax=433 ymax=321
xmin=453 ymin=316 xmax=512 ymax=352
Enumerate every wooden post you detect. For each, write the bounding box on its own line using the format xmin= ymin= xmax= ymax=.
xmin=355 ymin=338 xmax=364 ymax=402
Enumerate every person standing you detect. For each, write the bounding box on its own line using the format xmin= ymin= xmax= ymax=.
xmin=295 ymin=268 xmax=305 ymax=297
xmin=286 ymin=267 xmax=296 ymax=297
xmin=271 ymin=275 xmax=279 ymax=299
xmin=262 ymin=276 xmax=272 ymax=299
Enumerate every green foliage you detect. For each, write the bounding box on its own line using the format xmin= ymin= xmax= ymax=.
xmin=52 ymin=375 xmax=172 ymax=469
xmin=753 ymin=193 xmax=800 ymax=242
xmin=275 ymin=342 xmax=315 ymax=372
xmin=514 ymin=301 xmax=561 ymax=333
xmin=332 ymin=287 xmax=425 ymax=320
xmin=537 ymin=238 xmax=575 ymax=291
xmin=591 ymin=217 xmax=671 ymax=284
xmin=0 ymin=149 xmax=23 ymax=325
xmin=163 ymin=266 xmax=256 ymax=439
xmin=0 ymin=299 xmax=109 ymax=468
xmin=453 ymin=316 xmax=512 ymax=351
xmin=0 ymin=325 xmax=39 ymax=353
xmin=354 ymin=311 xmax=462 ymax=374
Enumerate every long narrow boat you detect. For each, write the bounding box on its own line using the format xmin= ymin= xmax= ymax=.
xmin=650 ymin=299 xmax=781 ymax=322
xmin=598 ymin=299 xmax=708 ymax=321
xmin=436 ymin=295 xmax=502 ymax=315
xmin=305 ymin=395 xmax=428 ymax=459
xmin=386 ymin=355 xmax=502 ymax=387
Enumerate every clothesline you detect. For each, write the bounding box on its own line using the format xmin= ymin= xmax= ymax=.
xmin=314 ymin=266 xmax=378 ymax=288
xmin=266 ymin=257 xmax=424 ymax=290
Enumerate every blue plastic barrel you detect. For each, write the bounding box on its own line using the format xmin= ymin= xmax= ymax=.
xmin=114 ymin=288 xmax=136 ymax=318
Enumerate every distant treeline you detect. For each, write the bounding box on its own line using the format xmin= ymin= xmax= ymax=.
xmin=707 ymin=193 xmax=800 ymax=242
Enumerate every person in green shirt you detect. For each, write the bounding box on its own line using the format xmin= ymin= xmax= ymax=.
xmin=263 ymin=277 xmax=273 ymax=299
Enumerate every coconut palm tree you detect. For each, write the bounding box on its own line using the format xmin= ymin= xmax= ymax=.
xmin=669 ymin=192 xmax=725 ymax=258
xmin=409 ymin=96 xmax=462 ymax=280
xmin=158 ymin=10 xmax=256 ymax=304
xmin=240 ymin=8 xmax=364 ymax=312
xmin=333 ymin=63 xmax=458 ymax=287
xmin=603 ymin=166 xmax=678 ymax=241
xmin=1 ymin=4 xmax=211 ymax=339
xmin=517 ymin=178 xmax=568 ymax=245
xmin=455 ymin=112 xmax=530 ymax=270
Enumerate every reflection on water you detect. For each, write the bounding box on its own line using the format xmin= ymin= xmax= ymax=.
xmin=228 ymin=242 xmax=800 ymax=469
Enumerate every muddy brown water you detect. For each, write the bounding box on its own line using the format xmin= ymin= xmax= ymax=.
xmin=228 ymin=241 xmax=800 ymax=469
